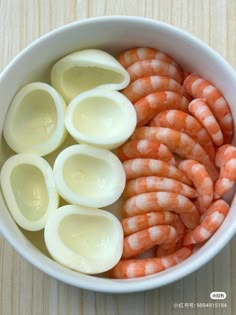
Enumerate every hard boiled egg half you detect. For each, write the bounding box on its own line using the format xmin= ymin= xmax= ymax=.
xmin=53 ymin=144 xmax=126 ymax=208
xmin=0 ymin=154 xmax=59 ymax=231
xmin=3 ymin=82 xmax=67 ymax=156
xmin=44 ymin=205 xmax=123 ymax=274
xmin=65 ymin=88 xmax=137 ymax=150
xmin=51 ymin=49 xmax=130 ymax=103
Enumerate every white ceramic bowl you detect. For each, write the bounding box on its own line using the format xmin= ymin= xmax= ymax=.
xmin=0 ymin=16 xmax=236 ymax=293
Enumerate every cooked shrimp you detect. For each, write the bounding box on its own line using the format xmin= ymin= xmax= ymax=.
xmin=124 ymin=176 xmax=197 ymax=198
xmin=131 ymin=126 xmax=219 ymax=181
xmin=121 ymin=211 xmax=178 ymax=236
xmin=126 ymin=59 xmax=183 ymax=83
xmin=150 ymin=109 xmax=215 ymax=161
xmin=117 ymin=47 xmax=181 ymax=70
xmin=116 ymin=139 xmax=175 ymax=164
xmin=121 ymin=191 xmax=200 ymax=229
xmin=109 ymin=246 xmax=192 ymax=279
xmin=156 ymin=216 xmax=185 ymax=256
xmin=188 ymin=98 xmax=223 ymax=146
xmin=123 ymin=158 xmax=191 ymax=185
xmin=123 ymin=225 xmax=178 ymax=258
xmin=215 ymin=144 xmax=236 ymax=168
xmin=134 ymin=91 xmax=189 ymax=126
xmin=214 ymin=144 xmax=236 ymax=198
xmin=183 ymin=199 xmax=229 ymax=245
xmin=183 ymin=73 xmax=233 ymax=143
xmin=178 ymin=160 xmax=213 ymax=213
xmin=122 ymin=76 xmax=186 ymax=103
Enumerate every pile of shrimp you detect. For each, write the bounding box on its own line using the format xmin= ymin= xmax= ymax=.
xmin=108 ymin=47 xmax=236 ymax=279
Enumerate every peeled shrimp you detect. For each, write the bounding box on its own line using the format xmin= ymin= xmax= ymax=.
xmin=116 ymin=139 xmax=175 ymax=164
xmin=117 ymin=47 xmax=181 ymax=70
xmin=183 ymin=73 xmax=233 ymax=143
xmin=122 ymin=211 xmax=179 ymax=236
xmin=156 ymin=241 xmax=181 ymax=257
xmin=150 ymin=109 xmax=215 ymax=161
xmin=121 ymin=191 xmax=200 ymax=229
xmin=122 ymin=225 xmax=178 ymax=258
xmin=132 ymin=126 xmax=219 ymax=181
xmin=124 ymin=176 xmax=197 ymax=198
xmin=183 ymin=199 xmax=229 ymax=245
xmin=188 ymin=98 xmax=223 ymax=146
xmin=126 ymin=59 xmax=183 ymax=83
xmin=178 ymin=160 xmax=213 ymax=213
xmin=123 ymin=158 xmax=191 ymax=185
xmin=214 ymin=144 xmax=236 ymax=198
xmin=109 ymin=246 xmax=192 ymax=279
xmin=134 ymin=91 xmax=189 ymax=126
xmin=156 ymin=216 xmax=185 ymax=256
xmin=215 ymin=144 xmax=236 ymax=168
xmin=122 ymin=76 xmax=186 ymax=103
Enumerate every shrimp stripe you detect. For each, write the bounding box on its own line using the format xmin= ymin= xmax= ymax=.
xmin=134 ymin=91 xmax=189 ymax=126
xmin=122 ymin=225 xmax=178 ymax=258
xmin=122 ymin=158 xmax=192 ymax=185
xmin=122 ymin=76 xmax=186 ymax=103
xmin=183 ymin=200 xmax=229 ymax=245
xmin=117 ymin=47 xmax=181 ymax=70
xmin=126 ymin=59 xmax=183 ymax=83
xmin=183 ymin=74 xmax=233 ymax=143
xmin=121 ymin=211 xmax=178 ymax=236
xmin=116 ymin=139 xmax=175 ymax=164
xmin=124 ymin=176 xmax=197 ymax=198
xmin=109 ymin=247 xmax=192 ymax=279
xmin=121 ymin=191 xmax=200 ymax=229
xmin=131 ymin=126 xmax=219 ymax=182
xmin=150 ymin=109 xmax=215 ymax=161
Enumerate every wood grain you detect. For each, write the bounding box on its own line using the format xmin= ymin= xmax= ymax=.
xmin=0 ymin=1 xmax=235 ymax=314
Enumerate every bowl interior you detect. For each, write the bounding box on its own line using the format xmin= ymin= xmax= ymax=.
xmin=0 ymin=16 xmax=236 ymax=293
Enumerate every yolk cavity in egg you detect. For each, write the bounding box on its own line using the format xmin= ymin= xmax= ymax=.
xmin=65 ymin=88 xmax=137 ymax=149
xmin=53 ymin=144 xmax=126 ymax=208
xmin=44 ymin=205 xmax=124 ymax=274
xmin=10 ymin=164 xmax=49 ymax=221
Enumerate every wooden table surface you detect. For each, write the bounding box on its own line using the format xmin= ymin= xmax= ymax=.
xmin=0 ymin=1 xmax=235 ymax=314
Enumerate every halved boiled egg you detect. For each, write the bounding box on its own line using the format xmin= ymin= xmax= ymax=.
xmin=65 ymin=88 xmax=137 ymax=149
xmin=44 ymin=205 xmax=123 ymax=274
xmin=0 ymin=154 xmax=59 ymax=231
xmin=3 ymin=82 xmax=67 ymax=156
xmin=51 ymin=49 xmax=130 ymax=103
xmin=53 ymin=144 xmax=126 ymax=208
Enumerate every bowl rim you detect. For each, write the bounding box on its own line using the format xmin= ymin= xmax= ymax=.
xmin=0 ymin=15 xmax=236 ymax=293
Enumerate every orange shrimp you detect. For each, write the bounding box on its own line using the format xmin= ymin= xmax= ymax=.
xmin=183 ymin=199 xmax=229 ymax=245
xmin=121 ymin=211 xmax=178 ymax=236
xmin=156 ymin=216 xmax=185 ymax=256
xmin=131 ymin=126 xmax=219 ymax=182
xmin=188 ymin=98 xmax=223 ymax=146
xmin=122 ymin=225 xmax=178 ymax=258
xmin=123 ymin=158 xmax=191 ymax=185
xmin=134 ymin=91 xmax=189 ymax=126
xmin=122 ymin=76 xmax=186 ymax=103
xmin=109 ymin=246 xmax=192 ymax=279
xmin=124 ymin=176 xmax=197 ymax=199
xmin=215 ymin=144 xmax=236 ymax=168
xmin=183 ymin=73 xmax=233 ymax=143
xmin=156 ymin=242 xmax=181 ymax=257
xmin=116 ymin=139 xmax=175 ymax=164
xmin=214 ymin=144 xmax=236 ymax=198
xmin=150 ymin=109 xmax=215 ymax=161
xmin=126 ymin=59 xmax=183 ymax=83
xmin=178 ymin=160 xmax=213 ymax=213
xmin=117 ymin=47 xmax=181 ymax=69
xmin=121 ymin=191 xmax=200 ymax=229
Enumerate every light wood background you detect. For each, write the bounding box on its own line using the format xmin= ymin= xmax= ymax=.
xmin=0 ymin=1 xmax=236 ymax=314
